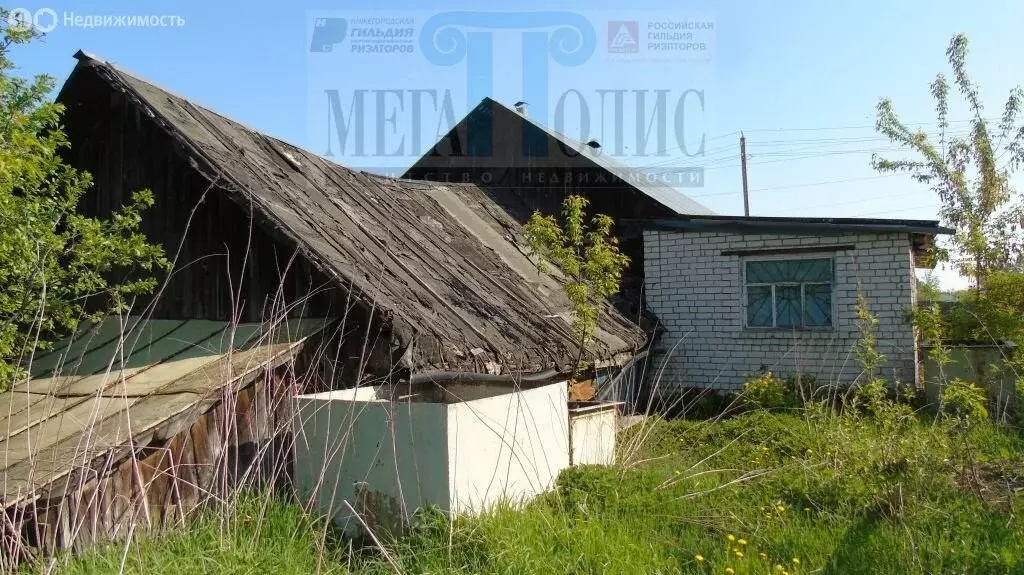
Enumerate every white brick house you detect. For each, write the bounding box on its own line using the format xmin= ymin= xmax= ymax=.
xmin=640 ymin=216 xmax=950 ymax=394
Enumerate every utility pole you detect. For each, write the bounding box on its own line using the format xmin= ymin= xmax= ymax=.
xmin=740 ymin=132 xmax=750 ymax=216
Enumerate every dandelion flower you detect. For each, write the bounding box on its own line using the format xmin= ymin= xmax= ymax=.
xmin=738 ymin=539 xmax=747 ymax=546
xmin=760 ymin=553 xmax=768 ymax=560
xmin=775 ymin=564 xmax=785 ymax=572
xmin=792 ymin=557 xmax=800 ymax=565
xmin=777 ymin=505 xmax=786 ymax=512
xmin=695 ymin=555 xmax=705 ymax=562
xmin=735 ymin=551 xmax=744 ymax=559
xmin=725 ymin=569 xmax=735 ymax=574
xmin=727 ymin=534 xmax=736 ymax=541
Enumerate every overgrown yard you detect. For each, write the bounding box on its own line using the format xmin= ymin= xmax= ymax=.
xmin=36 ymin=399 xmax=1024 ymax=575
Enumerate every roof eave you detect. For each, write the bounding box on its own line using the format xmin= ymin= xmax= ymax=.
xmin=631 ymin=217 xmax=953 ymax=236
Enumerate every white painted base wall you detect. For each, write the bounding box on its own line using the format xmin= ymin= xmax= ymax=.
xmin=569 ymin=403 xmax=618 ymax=465
xmin=293 ymin=380 xmax=569 ymax=534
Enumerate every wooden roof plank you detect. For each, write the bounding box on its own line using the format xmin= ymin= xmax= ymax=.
xmin=0 ymin=321 xmax=265 ymax=462
xmin=1 ymin=380 xmax=75 ymax=423
xmin=1 ymin=340 xmax=305 ymax=505
xmin=17 ymin=369 xmax=147 ymax=398
xmin=96 ymin=355 xmax=225 ymax=398
xmin=0 ymin=321 xmax=238 ymax=470
xmin=0 ymin=321 xmax=230 ymax=452
xmin=241 ymin=318 xmax=332 ymax=349
xmin=0 ymin=370 xmax=148 ymax=450
xmin=0 ymin=396 xmax=141 ymax=470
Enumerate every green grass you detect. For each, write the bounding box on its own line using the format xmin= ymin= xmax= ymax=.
xmin=36 ymin=407 xmax=1024 ymax=575
xmin=38 ymin=496 xmax=351 ymax=575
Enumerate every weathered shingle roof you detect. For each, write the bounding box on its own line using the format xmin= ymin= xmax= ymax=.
xmin=62 ymin=52 xmax=644 ymax=375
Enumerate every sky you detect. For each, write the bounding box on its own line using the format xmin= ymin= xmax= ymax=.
xmin=7 ymin=0 xmax=1024 ymax=289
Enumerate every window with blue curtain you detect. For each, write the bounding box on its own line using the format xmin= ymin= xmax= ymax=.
xmin=744 ymin=257 xmax=833 ymax=328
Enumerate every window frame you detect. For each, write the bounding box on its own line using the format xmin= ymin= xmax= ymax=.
xmin=742 ymin=253 xmax=836 ymax=331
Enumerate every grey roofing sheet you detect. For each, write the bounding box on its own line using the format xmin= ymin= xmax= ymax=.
xmin=514 ymin=105 xmax=717 ymax=216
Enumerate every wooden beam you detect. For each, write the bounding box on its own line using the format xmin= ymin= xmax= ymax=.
xmin=720 ymin=245 xmax=856 ymax=257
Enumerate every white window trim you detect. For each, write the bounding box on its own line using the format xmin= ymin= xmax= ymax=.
xmin=742 ymin=253 xmax=836 ymax=331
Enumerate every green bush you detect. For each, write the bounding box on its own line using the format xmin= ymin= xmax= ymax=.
xmin=0 ymin=19 xmax=169 ymax=391
xmin=742 ymin=371 xmax=795 ymax=409
xmin=941 ymin=378 xmax=990 ymax=424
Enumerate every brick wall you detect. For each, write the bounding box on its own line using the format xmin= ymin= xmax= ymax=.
xmin=643 ymin=230 xmax=919 ymax=393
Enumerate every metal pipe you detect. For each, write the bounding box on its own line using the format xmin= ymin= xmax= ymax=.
xmin=596 ymin=349 xmax=649 ymax=402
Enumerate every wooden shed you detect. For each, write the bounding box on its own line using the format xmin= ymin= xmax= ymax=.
xmin=56 ymin=51 xmax=645 ymax=378
xmin=1 ymin=51 xmax=648 ymax=565
xmin=1 ymin=316 xmax=327 ymax=565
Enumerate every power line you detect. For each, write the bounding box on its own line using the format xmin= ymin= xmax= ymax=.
xmin=749 ymin=173 xmax=902 ymax=192
xmin=655 ymin=147 xmax=912 ymax=173
xmin=641 ymin=126 xmax=982 ymax=168
xmin=645 ymin=142 xmax=906 ymax=168
xmin=852 ymin=203 xmax=940 ymax=217
xmin=785 ymin=190 xmax=932 ymax=213
xmin=731 ymin=117 xmax=996 ymax=135
xmin=688 ymin=173 xmax=904 ymax=199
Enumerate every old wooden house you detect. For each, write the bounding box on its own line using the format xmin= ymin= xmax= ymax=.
xmin=0 ymin=52 xmax=646 ymax=564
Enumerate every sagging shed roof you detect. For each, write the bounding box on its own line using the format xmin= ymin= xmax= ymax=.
xmin=1 ymin=316 xmax=326 ymax=507
xmin=59 ymin=52 xmax=645 ymax=375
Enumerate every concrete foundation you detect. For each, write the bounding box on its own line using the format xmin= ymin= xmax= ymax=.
xmin=293 ymin=379 xmax=570 ymax=535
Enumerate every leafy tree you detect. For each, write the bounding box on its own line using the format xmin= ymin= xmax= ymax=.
xmin=874 ymin=34 xmax=1024 ymax=287
xmin=879 ymin=35 xmax=1024 ymax=417
xmin=524 ymin=195 xmax=630 ymax=380
xmin=0 ymin=14 xmax=169 ymax=390
xmin=916 ymin=270 xmax=945 ymax=303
